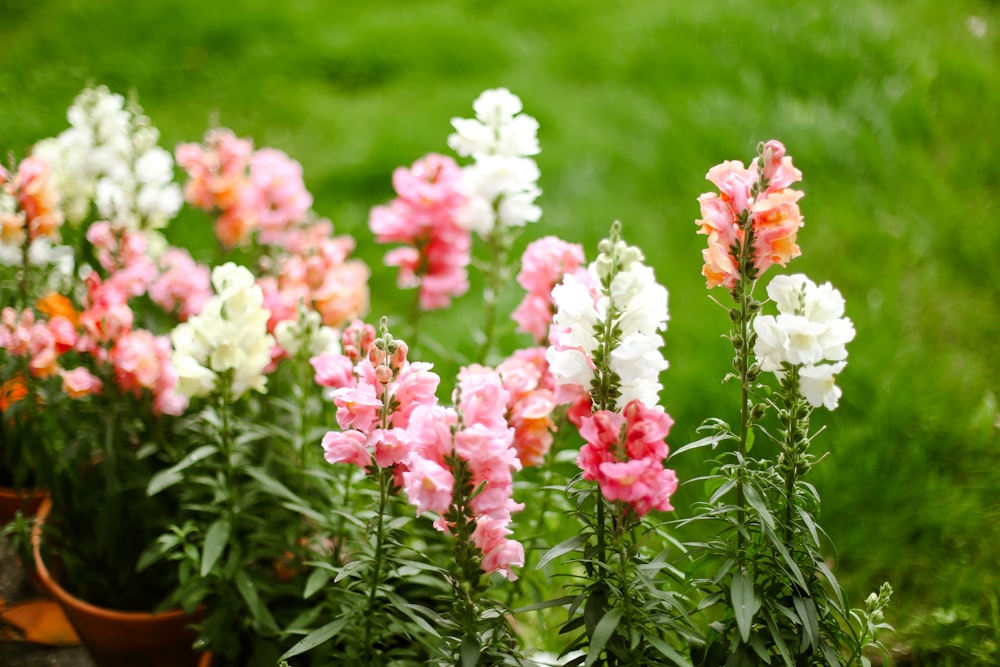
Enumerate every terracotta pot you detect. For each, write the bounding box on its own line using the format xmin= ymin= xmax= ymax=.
xmin=0 ymin=484 xmax=47 ymax=524
xmin=198 ymin=652 xmax=214 ymax=667
xmin=32 ymin=497 xmax=204 ymax=667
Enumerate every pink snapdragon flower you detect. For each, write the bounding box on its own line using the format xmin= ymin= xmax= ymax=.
xmin=512 ymin=236 xmax=587 ymax=343
xmin=246 ymin=148 xmax=313 ymax=245
xmin=149 ymin=248 xmax=212 ymax=321
xmin=260 ymin=225 xmax=370 ymax=332
xmin=577 ymin=399 xmax=678 ymax=517
xmin=0 ymin=308 xmax=71 ymax=379
xmin=402 ymin=367 xmax=525 ymax=580
xmin=495 ymin=349 xmax=561 ymax=467
xmin=59 ymin=366 xmax=103 ymax=398
xmin=77 ymin=274 xmax=134 ymax=355
xmin=321 ymin=332 xmax=440 ymax=474
xmin=696 ymin=140 xmax=804 ymax=290
xmin=175 ymin=129 xmax=256 ymax=248
xmin=369 ymin=154 xmax=471 ymax=310
xmin=109 ymin=329 xmax=187 ymax=416
xmin=86 ymin=222 xmax=158 ymax=298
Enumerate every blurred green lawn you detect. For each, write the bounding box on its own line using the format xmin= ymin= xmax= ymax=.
xmin=3 ymin=0 xmax=998 ymax=661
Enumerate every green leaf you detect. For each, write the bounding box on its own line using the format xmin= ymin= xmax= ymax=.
xmin=147 ymin=444 xmax=218 ymax=496
xmin=585 ymin=607 xmax=623 ymax=667
xmin=303 ymin=567 xmax=330 ymax=600
xmin=236 ymin=569 xmax=278 ymax=633
xmin=200 ymin=518 xmax=230 ymax=577
xmin=515 ymin=595 xmax=579 ymax=614
xmin=731 ymin=568 xmax=759 ymax=643
xmin=742 ymin=484 xmax=775 ymax=530
xmin=537 ymin=533 xmax=589 ymax=569
xmin=646 ymin=633 xmax=694 ymax=666
xmin=279 ymin=617 xmax=350 ymax=660
xmin=792 ymin=595 xmax=819 ymax=651
xmin=461 ymin=635 xmax=481 ymax=667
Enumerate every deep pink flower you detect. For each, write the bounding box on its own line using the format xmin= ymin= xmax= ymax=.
xmin=575 ymin=400 xmax=678 ymax=517
xmin=369 ymin=154 xmax=471 ymax=310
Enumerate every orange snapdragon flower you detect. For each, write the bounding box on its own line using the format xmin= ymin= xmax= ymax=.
xmin=36 ymin=293 xmax=79 ymax=327
xmin=0 ymin=375 xmax=28 ymax=412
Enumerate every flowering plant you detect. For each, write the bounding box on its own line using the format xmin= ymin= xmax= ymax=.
xmin=2 ymin=85 xmax=895 ymax=667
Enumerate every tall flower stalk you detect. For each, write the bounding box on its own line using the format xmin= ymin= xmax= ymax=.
xmin=685 ymin=142 xmax=891 ymax=665
xmin=448 ymin=88 xmax=542 ymax=362
xmin=544 ymin=222 xmax=685 ymax=665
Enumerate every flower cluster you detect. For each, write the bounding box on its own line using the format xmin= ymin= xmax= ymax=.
xmin=753 ymin=273 xmax=855 ymax=409
xmin=496 ymin=348 xmax=560 ymax=467
xmin=0 ymin=158 xmax=72 ymax=279
xmin=448 ymin=87 xmax=542 ymax=236
xmin=32 ymin=86 xmax=182 ymax=230
xmin=369 ymin=154 xmax=471 ymax=310
xmin=175 ymin=128 xmax=313 ymax=248
xmin=320 ymin=331 xmax=439 ymax=471
xmin=511 ymin=236 xmax=587 ymax=343
xmin=170 ymin=262 xmax=275 ymax=399
xmin=256 ymin=220 xmax=370 ymax=333
xmin=696 ymin=139 xmax=804 ymax=290
xmin=546 ymin=224 xmax=669 ymax=411
xmin=577 ymin=399 xmax=678 ymax=517
xmin=404 ymin=366 xmax=526 ymax=580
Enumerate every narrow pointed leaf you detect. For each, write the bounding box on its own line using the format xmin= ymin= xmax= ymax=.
xmin=585 ymin=607 xmax=623 ymax=667
xmin=279 ymin=617 xmax=350 ymax=660
xmin=731 ymin=569 xmax=759 ymax=643
xmin=200 ymin=518 xmax=230 ymax=577
xmin=537 ymin=533 xmax=589 ymax=569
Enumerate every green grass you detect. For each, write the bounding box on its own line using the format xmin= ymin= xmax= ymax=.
xmin=3 ymin=0 xmax=999 ymax=661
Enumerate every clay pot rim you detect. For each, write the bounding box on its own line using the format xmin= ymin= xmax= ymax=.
xmin=31 ymin=496 xmax=195 ymax=622
xmin=0 ymin=484 xmax=47 ymax=500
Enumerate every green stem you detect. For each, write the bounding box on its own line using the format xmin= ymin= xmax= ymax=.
xmin=19 ymin=224 xmax=31 ymax=307
xmin=781 ymin=366 xmax=804 ymax=546
xmin=363 ymin=466 xmax=391 ymax=662
xmin=479 ymin=225 xmax=508 ymax=364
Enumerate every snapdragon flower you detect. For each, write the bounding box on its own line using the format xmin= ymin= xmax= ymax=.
xmin=695 ymin=140 xmax=804 ymax=290
xmin=33 ymin=86 xmax=182 ymax=230
xmin=170 ymin=262 xmax=275 ymax=399
xmin=546 ymin=223 xmax=669 ymax=411
xmin=752 ymin=273 xmax=855 ymax=409
xmin=448 ymin=88 xmax=542 ymax=236
xmin=511 ymin=236 xmax=587 ymax=343
xmin=369 ymin=154 xmax=471 ymax=310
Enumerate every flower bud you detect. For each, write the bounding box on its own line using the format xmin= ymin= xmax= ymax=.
xmin=375 ymin=364 xmax=393 ymax=384
xmin=390 ymin=340 xmax=408 ymax=369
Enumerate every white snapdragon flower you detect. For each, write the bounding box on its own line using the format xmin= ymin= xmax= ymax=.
xmin=546 ymin=224 xmax=669 ymax=411
xmin=31 ymin=86 xmax=181 ymax=230
xmin=171 ymin=262 xmax=275 ymax=399
xmin=545 ymin=274 xmax=600 ymax=389
xmin=799 ymin=362 xmax=847 ymax=410
xmin=752 ymin=273 xmax=855 ymax=409
xmin=274 ymin=308 xmax=341 ymax=358
xmin=448 ymin=88 xmax=542 ymax=235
